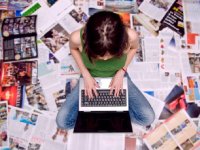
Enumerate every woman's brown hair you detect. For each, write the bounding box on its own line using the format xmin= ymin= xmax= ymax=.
xmin=83 ymin=11 xmax=129 ymax=62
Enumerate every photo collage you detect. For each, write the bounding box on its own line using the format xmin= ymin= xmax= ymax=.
xmin=2 ymin=15 xmax=38 ymax=61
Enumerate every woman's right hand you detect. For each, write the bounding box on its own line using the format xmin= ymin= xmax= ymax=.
xmin=83 ymin=72 xmax=99 ymax=99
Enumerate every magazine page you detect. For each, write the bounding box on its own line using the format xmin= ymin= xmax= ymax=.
xmin=1 ymin=15 xmax=38 ymax=61
xmin=0 ymin=85 xmax=25 ymax=107
xmin=138 ymin=0 xmax=175 ymax=22
xmin=144 ymin=109 xmax=200 ymax=150
xmin=25 ymin=79 xmax=50 ymax=112
xmin=161 ymin=0 xmax=185 ymax=36
xmin=1 ymin=61 xmax=38 ymax=86
xmin=143 ymin=122 xmax=179 ymax=150
xmin=183 ymin=0 xmax=200 ymax=46
xmin=0 ymin=101 xmax=9 ymax=149
xmin=164 ymin=109 xmax=200 ymax=149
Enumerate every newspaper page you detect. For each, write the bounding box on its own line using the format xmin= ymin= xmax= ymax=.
xmin=138 ymin=0 xmax=175 ymax=22
xmin=183 ymin=0 xmax=200 ymax=46
xmin=144 ymin=109 xmax=200 ymax=150
xmin=0 ymin=101 xmax=9 ymax=149
xmin=21 ymin=0 xmax=73 ymax=35
xmin=159 ymin=37 xmax=182 ymax=74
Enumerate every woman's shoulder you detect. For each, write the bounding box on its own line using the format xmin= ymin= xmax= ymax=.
xmin=124 ymin=27 xmax=139 ymax=53
xmin=69 ymin=28 xmax=83 ymax=49
xmin=126 ymin=27 xmax=138 ymax=43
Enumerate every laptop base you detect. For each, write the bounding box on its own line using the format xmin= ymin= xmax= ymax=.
xmin=74 ymin=111 xmax=132 ymax=133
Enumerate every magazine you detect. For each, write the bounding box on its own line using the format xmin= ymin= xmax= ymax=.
xmin=1 ymin=15 xmax=38 ymax=61
xmin=136 ymin=0 xmax=184 ymax=36
xmin=144 ymin=109 xmax=200 ymax=150
xmin=1 ymin=61 xmax=38 ymax=86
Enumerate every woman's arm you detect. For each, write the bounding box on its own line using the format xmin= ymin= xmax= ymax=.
xmin=69 ymin=30 xmax=90 ymax=77
xmin=109 ymin=28 xmax=139 ymax=96
xmin=69 ymin=29 xmax=99 ymax=98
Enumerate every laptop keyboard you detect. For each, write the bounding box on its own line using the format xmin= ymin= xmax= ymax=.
xmin=81 ymin=89 xmax=127 ymax=107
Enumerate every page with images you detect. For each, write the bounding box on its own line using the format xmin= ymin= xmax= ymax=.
xmin=183 ymin=0 xmax=200 ymax=45
xmin=25 ymin=79 xmax=50 ymax=112
xmin=21 ymin=0 xmax=56 ymax=35
xmin=2 ymin=16 xmax=38 ymax=61
xmin=58 ymin=5 xmax=88 ymax=34
xmin=58 ymin=47 xmax=80 ymax=76
xmin=180 ymin=51 xmax=200 ymax=75
xmin=182 ymin=74 xmax=200 ymax=103
xmin=133 ymin=12 xmax=160 ymax=36
xmin=73 ymin=0 xmax=89 ymax=15
xmin=138 ymin=0 xmax=175 ymax=22
xmin=41 ymin=115 xmax=67 ymax=150
xmin=0 ymin=85 xmax=25 ymax=108
xmin=160 ymin=0 xmax=184 ymax=36
xmin=8 ymin=106 xmax=39 ymax=149
xmin=164 ymin=109 xmax=200 ymax=149
xmin=159 ymin=38 xmax=182 ymax=74
xmin=144 ymin=123 xmax=179 ymax=150
xmin=40 ymin=23 xmax=70 ymax=61
xmin=1 ymin=61 xmax=38 ymax=86
xmin=0 ymin=101 xmax=9 ymax=149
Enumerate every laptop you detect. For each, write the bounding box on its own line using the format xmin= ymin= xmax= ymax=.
xmin=74 ymin=77 xmax=132 ymax=133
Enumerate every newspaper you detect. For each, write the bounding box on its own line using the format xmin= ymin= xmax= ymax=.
xmin=144 ymin=109 xmax=200 ymax=150
xmin=8 ymin=106 xmax=68 ymax=150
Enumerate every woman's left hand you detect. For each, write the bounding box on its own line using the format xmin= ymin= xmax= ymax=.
xmin=109 ymin=69 xmax=125 ymax=97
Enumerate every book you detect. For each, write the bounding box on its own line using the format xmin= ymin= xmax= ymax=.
xmin=144 ymin=109 xmax=200 ymax=150
xmin=1 ymin=15 xmax=38 ymax=61
xmin=136 ymin=0 xmax=184 ymax=36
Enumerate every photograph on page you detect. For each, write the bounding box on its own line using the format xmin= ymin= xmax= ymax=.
xmin=164 ymin=109 xmax=200 ymax=149
xmin=0 ymin=102 xmax=9 ymax=149
xmin=25 ymin=79 xmax=50 ymax=111
xmin=9 ymin=135 xmax=28 ymax=150
xmin=0 ymin=85 xmax=25 ymax=108
xmin=182 ymin=74 xmax=200 ymax=103
xmin=41 ymin=24 xmax=69 ymax=54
